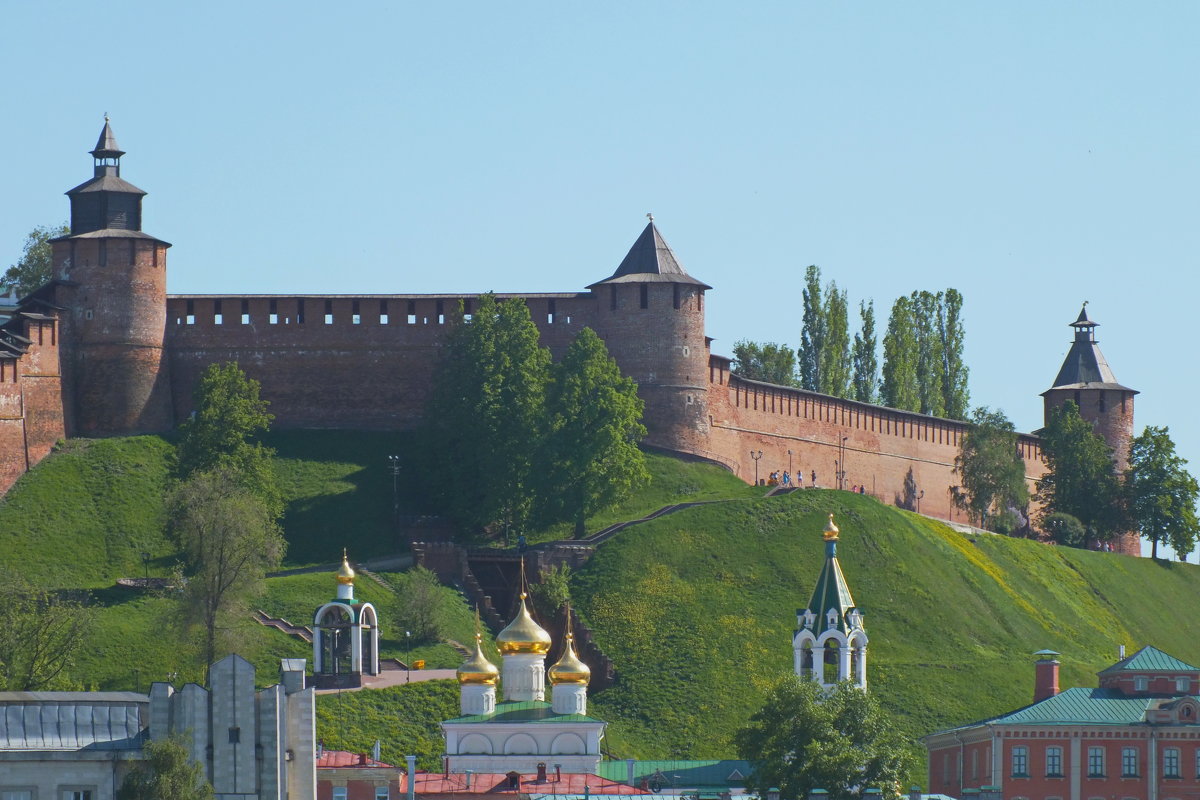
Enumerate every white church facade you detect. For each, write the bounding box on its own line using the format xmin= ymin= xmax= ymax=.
xmin=442 ymin=570 xmax=606 ymax=774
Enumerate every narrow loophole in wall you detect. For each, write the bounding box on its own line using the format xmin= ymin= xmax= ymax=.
xmin=352 ymin=300 xmax=361 ymax=325
xmin=324 ymin=299 xmax=334 ymax=325
xmin=213 ymin=299 xmax=223 ymax=325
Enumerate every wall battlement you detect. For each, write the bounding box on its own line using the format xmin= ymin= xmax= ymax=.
xmin=0 ymin=123 xmax=1140 ymax=557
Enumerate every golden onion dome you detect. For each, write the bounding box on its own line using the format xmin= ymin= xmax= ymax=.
xmin=336 ymin=549 xmax=356 ymax=585
xmin=548 ymin=634 xmax=591 ymax=685
xmin=823 ymin=513 xmax=840 ymax=541
xmin=496 ymin=593 xmax=552 ymax=655
xmin=457 ymin=634 xmax=500 ymax=685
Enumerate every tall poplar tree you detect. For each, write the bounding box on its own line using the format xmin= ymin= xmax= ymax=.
xmin=425 ymin=293 xmax=550 ymax=533
xmin=940 ymin=288 xmax=969 ymax=419
xmin=820 ymin=282 xmax=851 ymax=397
xmin=910 ymin=290 xmax=946 ymax=417
xmin=539 ymin=328 xmax=649 ymax=536
xmin=797 ymin=265 xmax=825 ymax=392
xmin=880 ymin=296 xmax=919 ymax=411
xmin=851 ymin=300 xmax=878 ymax=404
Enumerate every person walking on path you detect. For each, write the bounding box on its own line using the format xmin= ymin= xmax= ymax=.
xmin=811 ymin=470 xmax=817 ymax=487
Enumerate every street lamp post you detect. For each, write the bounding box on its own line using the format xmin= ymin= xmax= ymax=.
xmin=140 ymin=552 xmax=150 ymax=579
xmin=838 ymin=436 xmax=848 ymax=490
xmin=750 ymin=450 xmax=763 ymax=486
xmin=917 ymin=489 xmax=925 ymax=514
xmin=387 ymin=455 xmax=401 ymax=532
xmin=787 ymin=449 xmax=793 ymax=475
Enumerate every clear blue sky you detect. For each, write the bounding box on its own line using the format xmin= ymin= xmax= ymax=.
xmin=5 ymin=3 xmax=1198 ymax=554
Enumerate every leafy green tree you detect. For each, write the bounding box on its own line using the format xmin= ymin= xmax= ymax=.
xmin=118 ymin=734 xmax=213 ymax=800
xmin=736 ymin=677 xmax=915 ymax=800
xmin=425 ymin=294 xmax=550 ymax=534
xmin=798 ymin=265 xmax=825 ymax=392
xmin=3 ymin=222 xmax=68 ymax=297
xmin=540 ymin=327 xmax=649 ymax=536
xmin=851 ymin=300 xmax=878 ymax=404
xmin=821 ymin=283 xmax=851 ymax=397
xmin=176 ymin=362 xmax=280 ymax=517
xmin=393 ymin=567 xmax=449 ymax=644
xmin=732 ymin=340 xmax=798 ymax=386
xmin=0 ymin=572 xmax=91 ymax=691
xmin=939 ymin=288 xmax=969 ymax=419
xmin=952 ymin=407 xmax=1028 ymax=530
xmin=1043 ymin=512 xmax=1087 ymax=548
xmin=169 ymin=469 xmax=286 ymax=677
xmin=910 ymin=290 xmax=946 ymax=417
xmin=530 ymin=563 xmax=573 ymax=616
xmin=1126 ymin=426 xmax=1200 ymax=560
xmin=880 ymin=296 xmax=919 ymax=411
xmin=1036 ymin=402 xmax=1124 ymax=545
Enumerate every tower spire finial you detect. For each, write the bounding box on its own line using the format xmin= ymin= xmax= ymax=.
xmin=646 ymin=212 xmax=654 ymax=223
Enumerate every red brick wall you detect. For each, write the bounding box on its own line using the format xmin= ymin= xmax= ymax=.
xmin=165 ymin=294 xmax=594 ymax=428
xmin=19 ymin=317 xmax=66 ymax=465
xmin=706 ymin=360 xmax=1046 ymax=523
xmin=0 ymin=360 xmax=28 ymax=494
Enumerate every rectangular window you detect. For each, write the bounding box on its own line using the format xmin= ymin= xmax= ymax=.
xmin=407 ymin=299 xmax=417 ymax=324
xmin=1012 ymin=745 xmax=1029 ymax=777
xmin=1088 ymin=746 xmax=1105 ymax=777
xmin=375 ymin=788 xmax=389 ymax=800
xmin=333 ymin=789 xmax=348 ymax=800
xmin=1046 ymin=746 xmax=1063 ymax=777
xmin=297 ymin=298 xmax=306 ymax=324
xmin=1 ymin=792 xmax=33 ymax=800
xmin=673 ymin=284 xmax=681 ymax=309
xmin=1165 ymin=747 xmax=1181 ymax=778
xmin=1135 ymin=676 xmax=1148 ymax=691
xmin=62 ymin=792 xmax=93 ymax=800
xmin=380 ymin=299 xmax=389 ymax=325
xmin=324 ymin=299 xmax=334 ymax=324
xmin=436 ymin=299 xmax=445 ymax=325
xmin=352 ymin=300 xmax=361 ymax=325
xmin=1177 ymin=677 xmax=1190 ymax=692
xmin=1122 ymin=746 xmax=1138 ymax=777
xmin=98 ymin=239 xmax=107 ymax=267
xmin=213 ymin=299 xmax=223 ymax=325
xmin=640 ymin=284 xmax=648 ymax=309
xmin=547 ymin=298 xmax=557 ymax=324
xmin=241 ymin=299 xmax=250 ymax=324
xmin=269 ymin=298 xmax=279 ymax=325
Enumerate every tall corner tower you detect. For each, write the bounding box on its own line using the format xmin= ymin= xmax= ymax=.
xmin=586 ymin=217 xmax=711 ymax=455
xmin=1041 ymin=304 xmax=1139 ymax=554
xmin=52 ymin=117 xmax=173 ymax=435
xmin=793 ymin=514 xmax=868 ymax=690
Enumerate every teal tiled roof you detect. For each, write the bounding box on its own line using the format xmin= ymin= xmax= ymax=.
xmin=443 ymin=700 xmax=604 ymax=724
xmin=1099 ymin=646 xmax=1199 ymax=675
xmin=594 ymin=760 xmax=751 ymax=787
xmin=990 ymin=688 xmax=1155 ymax=726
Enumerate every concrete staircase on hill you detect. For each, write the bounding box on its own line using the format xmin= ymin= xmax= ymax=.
xmin=253 ymin=610 xmax=313 ymax=643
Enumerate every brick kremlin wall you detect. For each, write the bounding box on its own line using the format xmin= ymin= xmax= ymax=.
xmin=165 ymin=293 xmax=594 ymax=428
xmin=704 ymin=352 xmax=1047 ymax=524
xmin=0 ymin=313 xmax=67 ymax=494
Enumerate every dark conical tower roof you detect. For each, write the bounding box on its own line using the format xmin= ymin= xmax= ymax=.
xmin=588 ymin=219 xmax=711 ymax=289
xmin=1043 ymin=304 xmax=1136 ymax=394
xmin=90 ymin=116 xmax=125 ymax=160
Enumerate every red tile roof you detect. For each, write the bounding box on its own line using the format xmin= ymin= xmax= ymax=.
xmin=402 ymin=772 xmax=650 ymax=795
xmin=318 ymin=749 xmax=395 ymax=769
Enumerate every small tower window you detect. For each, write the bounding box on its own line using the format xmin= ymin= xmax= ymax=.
xmin=673 ymin=284 xmax=681 ymax=309
xmin=213 ymin=300 xmax=223 ymax=325
xmin=407 ymin=300 xmax=417 ymax=324
xmin=297 ymin=298 xmax=306 ymax=325
xmin=352 ymin=300 xmax=361 ymax=325
xmin=269 ymin=298 xmax=279 ymax=325
xmin=640 ymin=285 xmax=648 ymax=309
xmin=324 ymin=299 xmax=334 ymax=324
xmin=1099 ymin=391 xmax=1106 ymax=412
xmin=241 ymin=299 xmax=250 ymax=325
xmin=98 ymin=240 xmax=107 ymax=267
xmin=436 ymin=299 xmax=445 ymax=325
xmin=379 ymin=299 xmax=389 ymax=324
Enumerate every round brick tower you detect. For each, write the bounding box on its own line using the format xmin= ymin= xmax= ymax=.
xmin=586 ymin=218 xmax=711 ymax=456
xmin=52 ymin=118 xmax=173 ymax=436
xmin=1041 ymin=304 xmax=1139 ymax=554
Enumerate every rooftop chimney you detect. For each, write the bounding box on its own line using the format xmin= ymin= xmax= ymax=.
xmin=1034 ymin=650 xmax=1061 ymax=703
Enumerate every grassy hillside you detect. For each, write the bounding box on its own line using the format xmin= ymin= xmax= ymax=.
xmin=571 ymin=489 xmax=1200 ymax=760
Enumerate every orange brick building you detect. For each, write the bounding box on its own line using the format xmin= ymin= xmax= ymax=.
xmin=0 ymin=120 xmax=1139 ymax=552
xmin=923 ymin=647 xmax=1200 ymax=800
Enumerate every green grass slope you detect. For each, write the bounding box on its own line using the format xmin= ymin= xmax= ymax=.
xmin=571 ymin=489 xmax=1200 ymax=760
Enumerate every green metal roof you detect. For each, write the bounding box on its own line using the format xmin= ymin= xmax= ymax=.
xmin=443 ymin=700 xmax=604 ymax=724
xmin=804 ymin=541 xmax=860 ymax=635
xmin=1099 ymin=646 xmax=1199 ymax=675
xmin=594 ymin=760 xmax=751 ymax=787
xmin=991 ymin=688 xmax=1157 ymax=726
